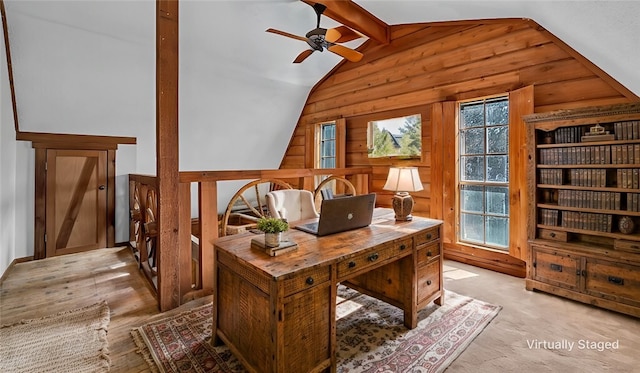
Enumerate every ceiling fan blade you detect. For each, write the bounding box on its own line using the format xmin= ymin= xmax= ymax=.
xmin=293 ymin=49 xmax=314 ymax=63
xmin=324 ymin=28 xmax=342 ymax=43
xmin=327 ymin=44 xmax=363 ymax=63
xmin=330 ymin=26 xmax=363 ymax=43
xmin=266 ymin=28 xmax=308 ymax=43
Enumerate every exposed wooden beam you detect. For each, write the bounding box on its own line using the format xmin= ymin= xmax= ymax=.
xmin=1 ymin=0 xmax=20 ymax=132
xmin=302 ymin=0 xmax=389 ymax=45
xmin=156 ymin=0 xmax=180 ymax=312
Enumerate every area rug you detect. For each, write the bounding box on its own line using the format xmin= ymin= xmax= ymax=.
xmin=0 ymin=301 xmax=111 ymax=373
xmin=132 ymin=288 xmax=500 ymax=373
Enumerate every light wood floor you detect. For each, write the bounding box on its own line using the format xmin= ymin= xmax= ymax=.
xmin=0 ymin=246 xmax=211 ymax=373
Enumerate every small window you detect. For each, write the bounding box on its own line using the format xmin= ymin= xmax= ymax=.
xmin=367 ymin=114 xmax=421 ymax=158
xmin=318 ymin=122 xmax=336 ymax=169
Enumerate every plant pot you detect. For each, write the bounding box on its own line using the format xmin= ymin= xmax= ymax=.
xmin=264 ymin=232 xmax=282 ymax=248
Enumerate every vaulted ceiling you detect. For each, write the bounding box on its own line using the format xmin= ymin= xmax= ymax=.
xmin=4 ymin=1 xmax=640 ymax=175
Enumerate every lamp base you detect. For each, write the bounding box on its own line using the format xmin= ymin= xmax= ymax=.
xmin=392 ymin=192 xmax=414 ymax=221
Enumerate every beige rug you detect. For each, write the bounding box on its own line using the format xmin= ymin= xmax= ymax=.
xmin=0 ymin=301 xmax=111 ymax=373
xmin=132 ymin=287 xmax=501 ymax=372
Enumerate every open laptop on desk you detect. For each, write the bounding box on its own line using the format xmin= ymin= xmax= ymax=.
xmin=295 ymin=193 xmax=376 ymax=236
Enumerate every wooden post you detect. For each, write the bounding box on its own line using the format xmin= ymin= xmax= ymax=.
xmin=156 ymin=0 xmax=180 ymax=311
xmin=198 ymin=181 xmax=217 ymax=294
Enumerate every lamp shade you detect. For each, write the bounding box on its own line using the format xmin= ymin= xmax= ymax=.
xmin=382 ymin=167 xmax=424 ymax=193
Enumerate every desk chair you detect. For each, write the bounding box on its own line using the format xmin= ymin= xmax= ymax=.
xmin=266 ymin=189 xmax=319 ymax=221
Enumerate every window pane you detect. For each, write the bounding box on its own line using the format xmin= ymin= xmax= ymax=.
xmin=486 ymin=99 xmax=509 ymax=126
xmin=461 ymin=128 xmax=484 ymax=155
xmin=461 ymin=156 xmax=484 ymax=181
xmin=486 ymin=186 xmax=509 ymax=215
xmin=461 ymin=185 xmax=484 ymax=213
xmin=460 ymin=103 xmax=484 ymax=128
xmin=323 ymin=124 xmax=335 ymax=139
xmin=486 ymin=155 xmax=508 ymax=182
xmin=460 ymin=213 xmax=484 ymax=243
xmin=486 ymin=216 xmax=509 ymax=247
xmin=368 ymin=114 xmax=422 ymax=158
xmin=487 ymin=126 xmax=508 ymax=154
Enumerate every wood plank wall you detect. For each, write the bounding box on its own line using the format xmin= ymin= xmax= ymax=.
xmin=281 ymin=19 xmax=639 ymax=276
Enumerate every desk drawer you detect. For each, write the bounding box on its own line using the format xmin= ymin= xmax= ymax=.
xmin=417 ymin=260 xmax=441 ymax=303
xmin=282 ymin=266 xmax=330 ymax=297
xmin=417 ymin=242 xmax=440 ymax=266
xmin=414 ymin=227 xmax=440 ymax=246
xmin=337 ymin=238 xmax=411 ymax=280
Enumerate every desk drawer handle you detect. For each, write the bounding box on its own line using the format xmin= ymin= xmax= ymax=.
xmin=550 ymin=232 xmax=556 ymax=238
xmin=608 ymin=276 xmax=624 ymax=286
xmin=399 ymin=244 xmax=406 ymax=250
xmin=426 ymin=250 xmax=432 ymax=257
xmin=550 ymin=263 xmax=563 ymax=272
xmin=426 ymin=280 xmax=432 ymax=286
xmin=426 ymin=233 xmax=432 ymax=240
xmin=368 ymin=253 xmax=379 ymax=262
xmin=305 ymin=277 xmax=314 ymax=285
xmin=348 ymin=261 xmax=356 ymax=268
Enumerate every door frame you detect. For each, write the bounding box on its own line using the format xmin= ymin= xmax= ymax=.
xmin=31 ymin=134 xmax=121 ymax=259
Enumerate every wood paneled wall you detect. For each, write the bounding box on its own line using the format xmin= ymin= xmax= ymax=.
xmin=281 ymin=19 xmax=639 ymax=276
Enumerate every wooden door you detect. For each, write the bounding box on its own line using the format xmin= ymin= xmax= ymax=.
xmin=46 ymin=149 xmax=107 ymax=257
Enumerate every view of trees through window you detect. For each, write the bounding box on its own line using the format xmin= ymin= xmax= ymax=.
xmin=458 ymin=97 xmax=510 ymax=250
xmin=368 ymin=114 xmax=421 ymax=158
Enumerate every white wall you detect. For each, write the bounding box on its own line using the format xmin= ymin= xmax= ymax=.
xmin=1 ymin=22 xmax=17 ymax=274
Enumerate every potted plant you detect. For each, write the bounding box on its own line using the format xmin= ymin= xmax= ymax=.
xmin=256 ymin=217 xmax=289 ymax=247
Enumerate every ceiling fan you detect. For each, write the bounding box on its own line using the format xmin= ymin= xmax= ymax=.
xmin=266 ymin=3 xmax=364 ymax=63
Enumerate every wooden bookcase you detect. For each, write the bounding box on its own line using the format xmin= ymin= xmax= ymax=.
xmin=524 ymin=103 xmax=640 ymax=318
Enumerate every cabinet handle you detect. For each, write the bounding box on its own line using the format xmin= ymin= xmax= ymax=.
xmin=550 ymin=232 xmax=556 ymax=238
xmin=550 ymin=263 xmax=563 ymax=272
xmin=427 ymin=250 xmax=432 ymax=256
xmin=368 ymin=253 xmax=379 ymax=262
xmin=305 ymin=277 xmax=314 ymax=285
xmin=426 ymin=233 xmax=432 ymax=240
xmin=608 ymin=276 xmax=624 ymax=286
xmin=399 ymin=244 xmax=406 ymax=250
xmin=348 ymin=261 xmax=356 ymax=268
xmin=426 ymin=280 xmax=432 ymax=286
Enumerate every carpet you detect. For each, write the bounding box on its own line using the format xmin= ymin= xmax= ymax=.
xmin=0 ymin=301 xmax=111 ymax=373
xmin=131 ymin=288 xmax=501 ymax=373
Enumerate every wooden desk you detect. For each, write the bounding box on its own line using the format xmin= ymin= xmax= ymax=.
xmin=212 ymin=209 xmax=443 ymax=373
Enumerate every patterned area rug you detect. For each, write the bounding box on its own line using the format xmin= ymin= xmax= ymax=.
xmin=0 ymin=301 xmax=111 ymax=373
xmin=131 ymin=288 xmax=501 ymax=373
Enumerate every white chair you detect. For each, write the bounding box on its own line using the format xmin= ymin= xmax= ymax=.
xmin=266 ymin=189 xmax=319 ymax=222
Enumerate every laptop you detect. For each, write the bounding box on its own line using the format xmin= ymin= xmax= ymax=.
xmin=295 ymin=193 xmax=376 ymax=236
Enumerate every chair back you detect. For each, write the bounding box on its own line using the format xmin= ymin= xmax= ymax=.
xmin=266 ymin=189 xmax=319 ymax=221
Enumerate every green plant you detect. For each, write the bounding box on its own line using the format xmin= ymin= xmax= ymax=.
xmin=256 ymin=217 xmax=289 ymax=233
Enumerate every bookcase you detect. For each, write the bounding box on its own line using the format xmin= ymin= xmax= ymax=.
xmin=524 ymin=103 xmax=640 ymax=318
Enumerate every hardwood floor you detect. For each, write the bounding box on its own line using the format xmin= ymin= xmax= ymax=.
xmin=0 ymin=246 xmax=211 ymax=373
xmin=3 ymin=246 xmax=639 ymax=372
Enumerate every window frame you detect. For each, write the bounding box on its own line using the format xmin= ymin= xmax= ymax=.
xmin=456 ymin=95 xmax=510 ymax=251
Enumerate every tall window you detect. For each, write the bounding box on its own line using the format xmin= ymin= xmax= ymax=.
xmin=458 ymin=97 xmax=509 ymax=250
xmin=318 ymin=122 xmax=336 ymax=169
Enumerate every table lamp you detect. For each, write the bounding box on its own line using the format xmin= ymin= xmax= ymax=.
xmin=382 ymin=167 xmax=423 ymax=221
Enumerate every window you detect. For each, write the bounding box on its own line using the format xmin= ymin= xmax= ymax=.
xmin=367 ymin=114 xmax=421 ymax=158
xmin=458 ymin=97 xmax=509 ymax=250
xmin=318 ymin=122 xmax=336 ymax=169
